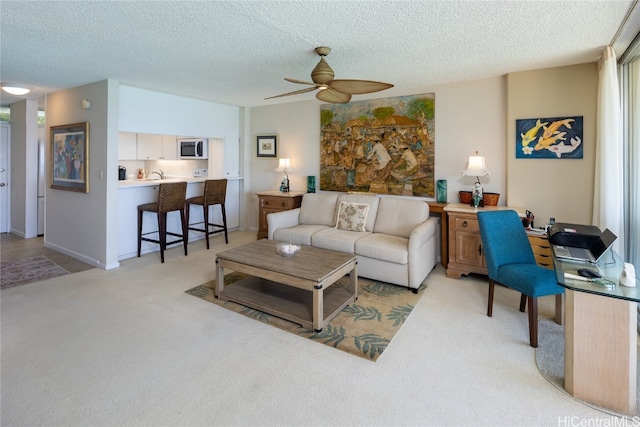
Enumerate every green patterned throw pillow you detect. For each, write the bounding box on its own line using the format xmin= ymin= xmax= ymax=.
xmin=335 ymin=201 xmax=369 ymax=232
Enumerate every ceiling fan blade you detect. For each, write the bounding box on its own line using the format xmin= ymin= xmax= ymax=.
xmin=284 ymin=78 xmax=316 ymax=86
xmin=265 ymin=86 xmax=317 ymax=100
xmin=316 ymin=88 xmax=351 ymax=103
xmin=329 ymin=79 xmax=394 ymax=95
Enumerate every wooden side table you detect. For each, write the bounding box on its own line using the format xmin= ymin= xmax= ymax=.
xmin=256 ymin=190 xmax=304 ymax=239
xmin=443 ymin=203 xmax=526 ymax=279
xmin=427 ymin=202 xmax=448 ymax=268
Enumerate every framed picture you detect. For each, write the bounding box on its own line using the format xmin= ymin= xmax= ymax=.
xmin=515 ymin=116 xmax=583 ymax=159
xmin=256 ymin=134 xmax=277 ymax=158
xmin=51 ymin=122 xmax=89 ymax=193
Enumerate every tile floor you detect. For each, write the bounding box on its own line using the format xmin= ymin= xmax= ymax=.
xmin=0 ymin=233 xmax=95 ymax=274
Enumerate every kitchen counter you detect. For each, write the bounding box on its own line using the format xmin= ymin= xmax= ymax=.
xmin=118 ymin=176 xmax=207 ymax=188
xmin=117 ymin=176 xmax=242 ymax=260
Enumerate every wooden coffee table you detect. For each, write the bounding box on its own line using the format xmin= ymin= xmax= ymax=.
xmin=214 ymin=239 xmax=358 ymax=332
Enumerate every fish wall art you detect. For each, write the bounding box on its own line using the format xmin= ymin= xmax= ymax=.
xmin=516 ymin=116 xmax=583 ymax=159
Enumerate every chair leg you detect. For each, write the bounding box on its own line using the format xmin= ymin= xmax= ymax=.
xmin=528 ymin=296 xmax=538 ymax=348
xmin=487 ymin=279 xmax=495 ymax=317
xmin=180 ymin=208 xmax=188 ymax=256
xmin=158 ymin=212 xmax=166 ymax=263
xmin=221 ymin=203 xmax=228 ymax=244
xmin=203 ymin=204 xmax=210 ymax=250
xmin=184 ymin=202 xmax=190 ymax=239
xmin=137 ymin=209 xmax=143 ymax=257
xmin=519 ymin=294 xmax=526 ymax=312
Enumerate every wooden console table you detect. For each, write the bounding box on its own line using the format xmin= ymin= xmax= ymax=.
xmin=443 ymin=203 xmax=525 ymax=279
xmin=256 ymin=190 xmax=304 ymax=239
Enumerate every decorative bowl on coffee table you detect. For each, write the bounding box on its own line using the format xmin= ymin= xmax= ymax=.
xmin=276 ymin=242 xmax=300 ymax=257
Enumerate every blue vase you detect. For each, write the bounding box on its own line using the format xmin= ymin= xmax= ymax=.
xmin=436 ymin=179 xmax=447 ymax=203
xmin=307 ymin=176 xmax=316 ymax=193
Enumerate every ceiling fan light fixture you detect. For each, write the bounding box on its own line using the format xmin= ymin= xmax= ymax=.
xmin=1 ymin=85 xmax=30 ymax=95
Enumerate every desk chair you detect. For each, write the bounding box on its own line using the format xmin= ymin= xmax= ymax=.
xmin=137 ymin=181 xmax=188 ymax=263
xmin=477 ymin=210 xmax=564 ymax=347
xmin=185 ymin=179 xmax=228 ymax=249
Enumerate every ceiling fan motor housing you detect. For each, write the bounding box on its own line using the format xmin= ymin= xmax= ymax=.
xmin=311 ymin=58 xmax=334 ymax=85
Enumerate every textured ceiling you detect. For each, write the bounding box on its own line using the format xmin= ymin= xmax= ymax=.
xmin=1 ymin=1 xmax=638 ymax=108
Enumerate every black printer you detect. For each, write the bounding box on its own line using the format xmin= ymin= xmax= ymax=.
xmin=547 ymin=223 xmax=602 ymax=248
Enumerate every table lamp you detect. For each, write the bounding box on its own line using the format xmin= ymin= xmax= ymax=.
xmin=275 ymin=158 xmax=293 ymax=192
xmin=461 ymin=151 xmax=490 ymax=207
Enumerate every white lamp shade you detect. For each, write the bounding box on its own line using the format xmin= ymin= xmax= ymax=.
xmin=275 ymin=158 xmax=293 ymax=172
xmin=462 ymin=155 xmax=490 ymax=177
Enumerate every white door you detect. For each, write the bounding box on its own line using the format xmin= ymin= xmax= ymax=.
xmin=0 ymin=123 xmax=10 ymax=233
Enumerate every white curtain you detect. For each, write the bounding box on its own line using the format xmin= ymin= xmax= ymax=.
xmin=627 ymin=57 xmax=640 ymax=268
xmin=593 ymin=46 xmax=625 ymax=255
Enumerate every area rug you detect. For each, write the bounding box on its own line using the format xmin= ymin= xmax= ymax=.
xmin=536 ymin=318 xmax=640 ymax=418
xmin=0 ymin=255 xmax=70 ymax=289
xmin=186 ymin=273 xmax=426 ymax=361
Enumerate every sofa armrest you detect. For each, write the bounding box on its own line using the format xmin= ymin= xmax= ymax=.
xmin=267 ymin=208 xmax=301 ymax=240
xmin=408 ymin=217 xmax=438 ymax=255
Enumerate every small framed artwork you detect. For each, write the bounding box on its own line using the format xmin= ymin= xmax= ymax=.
xmin=257 ymin=134 xmax=277 ymax=158
xmin=516 ymin=116 xmax=583 ymax=159
xmin=51 ymin=122 xmax=89 ymax=192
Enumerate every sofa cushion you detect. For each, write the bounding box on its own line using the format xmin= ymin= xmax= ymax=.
xmin=273 ymin=225 xmax=329 ymax=246
xmin=335 ymin=201 xmax=370 ymax=232
xmin=355 ymin=233 xmax=409 ymax=264
xmin=373 ymin=197 xmax=429 ymax=238
xmin=336 ymin=194 xmax=379 ymax=233
xmin=299 ymin=193 xmax=339 ymax=226
xmin=312 ymin=228 xmax=371 ymax=253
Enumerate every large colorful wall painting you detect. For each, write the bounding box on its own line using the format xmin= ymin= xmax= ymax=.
xmin=320 ymin=93 xmax=435 ymax=197
xmin=515 ymin=116 xmax=583 ymax=159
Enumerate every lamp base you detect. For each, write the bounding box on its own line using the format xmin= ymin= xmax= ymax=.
xmin=279 ymin=177 xmax=290 ymax=193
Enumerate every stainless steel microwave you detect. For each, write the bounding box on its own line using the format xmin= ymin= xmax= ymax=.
xmin=179 ymin=138 xmax=208 ymax=159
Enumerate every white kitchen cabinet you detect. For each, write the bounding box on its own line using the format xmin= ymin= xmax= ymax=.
xmin=224 ymin=138 xmax=240 ymax=177
xmin=161 ymin=135 xmax=177 ymax=160
xmin=118 ymin=132 xmax=137 ymax=160
xmin=137 ymin=134 xmax=177 ymax=160
xmin=137 ymin=134 xmax=162 ymax=160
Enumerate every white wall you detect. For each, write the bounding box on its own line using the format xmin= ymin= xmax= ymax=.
xmin=9 ymin=99 xmax=39 ymax=238
xmin=248 ymin=77 xmax=507 ymax=230
xmin=45 ymin=80 xmax=120 ymax=269
xmin=118 ymin=85 xmax=241 ymax=144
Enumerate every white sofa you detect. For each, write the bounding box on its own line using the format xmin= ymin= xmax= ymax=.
xmin=267 ymin=192 xmax=439 ymax=292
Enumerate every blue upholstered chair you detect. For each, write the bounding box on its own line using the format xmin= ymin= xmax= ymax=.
xmin=477 ymin=210 xmax=564 ymax=347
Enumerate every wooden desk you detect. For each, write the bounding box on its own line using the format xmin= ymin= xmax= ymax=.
xmin=554 ymin=250 xmax=638 ymax=414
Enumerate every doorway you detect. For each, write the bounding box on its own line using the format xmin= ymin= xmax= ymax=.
xmin=0 ymin=122 xmax=10 ymax=233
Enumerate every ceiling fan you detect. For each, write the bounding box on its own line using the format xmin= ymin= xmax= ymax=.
xmin=265 ymin=46 xmax=394 ymax=103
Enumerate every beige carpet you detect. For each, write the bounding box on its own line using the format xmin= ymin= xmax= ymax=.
xmin=536 ymin=317 xmax=640 ymax=418
xmin=186 ymin=272 xmax=425 ymax=361
xmin=0 ymin=232 xmax=618 ymax=426
xmin=0 ymin=255 xmax=69 ymax=289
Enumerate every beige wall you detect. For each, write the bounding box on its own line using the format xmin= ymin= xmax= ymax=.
xmin=248 ymin=77 xmax=507 ymax=231
xmin=506 ymin=63 xmax=598 ymax=226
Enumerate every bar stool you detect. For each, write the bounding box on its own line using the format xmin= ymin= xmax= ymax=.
xmin=185 ymin=179 xmax=228 ymax=249
xmin=137 ymin=181 xmax=188 ymax=263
